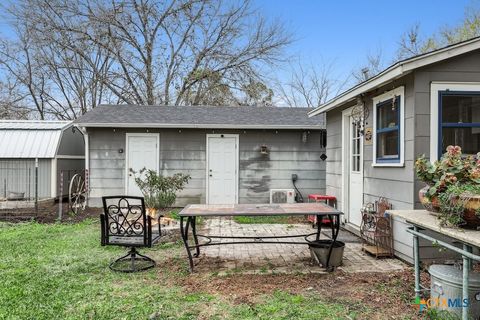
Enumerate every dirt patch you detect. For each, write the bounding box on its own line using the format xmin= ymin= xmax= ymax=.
xmin=0 ymin=202 xmax=181 ymax=224
xmin=0 ymin=201 xmax=100 ymax=223
xmin=178 ymin=269 xmax=428 ymax=319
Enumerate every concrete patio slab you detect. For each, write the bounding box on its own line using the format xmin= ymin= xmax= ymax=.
xmin=194 ymin=217 xmax=407 ymax=274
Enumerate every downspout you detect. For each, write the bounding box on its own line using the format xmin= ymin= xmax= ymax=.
xmin=51 ymin=157 xmax=57 ymax=198
xmin=77 ymin=125 xmax=89 ymax=206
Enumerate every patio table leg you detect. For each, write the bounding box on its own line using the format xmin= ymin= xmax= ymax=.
xmin=413 ymin=226 xmax=421 ymax=299
xmin=325 ymin=214 xmax=340 ymax=271
xmin=180 ymin=216 xmax=194 ymax=272
xmin=191 ymin=216 xmax=200 ymax=257
xmin=316 ymin=214 xmax=322 ymax=241
xmin=462 ymin=244 xmax=471 ymax=320
xmin=328 ymin=214 xmax=334 ymax=239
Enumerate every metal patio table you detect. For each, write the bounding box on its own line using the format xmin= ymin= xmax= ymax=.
xmin=388 ymin=210 xmax=480 ymax=320
xmin=179 ymin=203 xmax=343 ymax=272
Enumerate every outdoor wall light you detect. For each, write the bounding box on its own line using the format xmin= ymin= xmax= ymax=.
xmin=260 ymin=144 xmax=268 ymax=154
xmin=302 ymin=131 xmax=309 ymax=143
xmin=118 ymin=148 xmax=124 ymax=154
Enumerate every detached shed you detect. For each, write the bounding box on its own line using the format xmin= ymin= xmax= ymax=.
xmin=75 ymin=105 xmax=327 ymax=207
xmin=0 ymin=121 xmax=85 ymax=200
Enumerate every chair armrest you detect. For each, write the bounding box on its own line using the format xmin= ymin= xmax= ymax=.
xmin=100 ymin=214 xmax=107 ymax=246
xmin=146 ymin=215 xmax=153 ymax=247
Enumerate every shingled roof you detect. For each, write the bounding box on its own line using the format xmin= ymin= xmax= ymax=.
xmin=74 ymin=105 xmax=324 ymax=130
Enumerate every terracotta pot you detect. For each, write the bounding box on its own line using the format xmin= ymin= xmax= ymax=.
xmin=418 ymin=185 xmax=441 ymax=213
xmin=419 ymin=185 xmax=480 ymax=228
xmin=461 ymin=195 xmax=480 ymax=229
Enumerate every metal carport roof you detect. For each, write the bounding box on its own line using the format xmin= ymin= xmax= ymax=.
xmin=0 ymin=120 xmax=71 ymax=158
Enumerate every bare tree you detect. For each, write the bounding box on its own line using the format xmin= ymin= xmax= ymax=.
xmin=0 ymin=77 xmax=31 ymax=119
xmin=276 ymin=60 xmax=347 ymax=109
xmin=0 ymin=2 xmax=113 ymax=119
xmin=0 ymin=0 xmax=292 ymax=119
xmin=396 ymin=23 xmax=438 ymax=60
xmin=396 ymin=7 xmax=480 ymax=60
xmin=351 ymin=47 xmax=386 ymax=83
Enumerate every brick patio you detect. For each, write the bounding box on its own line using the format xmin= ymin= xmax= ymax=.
xmin=194 ymin=218 xmax=407 ymax=274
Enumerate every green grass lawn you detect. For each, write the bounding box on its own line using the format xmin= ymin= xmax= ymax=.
xmin=0 ymin=220 xmax=420 ymax=320
xmin=0 ymin=220 xmax=370 ymax=320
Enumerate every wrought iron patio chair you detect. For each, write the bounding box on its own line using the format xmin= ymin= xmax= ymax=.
xmin=360 ymin=197 xmax=394 ymax=258
xmin=100 ymin=196 xmax=162 ymax=272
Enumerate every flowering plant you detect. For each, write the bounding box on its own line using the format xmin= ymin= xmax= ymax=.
xmin=415 ymin=146 xmax=480 ymax=226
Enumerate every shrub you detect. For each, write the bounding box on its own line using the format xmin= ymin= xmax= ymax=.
xmin=131 ymin=168 xmax=191 ymax=210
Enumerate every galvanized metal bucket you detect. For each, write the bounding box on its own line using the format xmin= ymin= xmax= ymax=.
xmin=429 ymin=264 xmax=480 ymax=318
xmin=309 ymin=240 xmax=345 ymax=267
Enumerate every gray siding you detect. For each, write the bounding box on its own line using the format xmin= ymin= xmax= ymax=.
xmin=87 ymin=128 xmax=326 ymax=207
xmin=0 ymin=159 xmax=51 ymax=199
xmin=325 ymin=75 xmax=416 ymax=214
xmin=324 ymin=49 xmax=480 ymax=263
xmin=362 ymin=74 xmax=416 ymax=210
xmin=413 ymin=49 xmax=480 ymax=208
xmin=324 ymin=106 xmax=349 ymax=211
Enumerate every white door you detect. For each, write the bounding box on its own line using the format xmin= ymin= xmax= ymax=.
xmin=207 ymin=134 xmax=238 ymax=204
xmin=348 ymin=119 xmax=363 ymax=227
xmin=126 ymin=134 xmax=159 ymax=196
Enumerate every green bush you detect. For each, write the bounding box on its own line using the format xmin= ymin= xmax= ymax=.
xmin=130 ymin=168 xmax=191 ymax=210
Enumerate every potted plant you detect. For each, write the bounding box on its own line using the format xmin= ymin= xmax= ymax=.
xmin=415 ymin=146 xmax=480 ymax=228
xmin=131 ymin=168 xmax=191 ymax=217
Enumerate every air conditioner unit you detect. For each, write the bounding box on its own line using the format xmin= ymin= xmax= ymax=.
xmin=269 ymin=189 xmax=295 ymax=204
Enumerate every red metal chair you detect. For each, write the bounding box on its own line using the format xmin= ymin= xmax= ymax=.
xmin=307 ymin=194 xmax=337 ymax=227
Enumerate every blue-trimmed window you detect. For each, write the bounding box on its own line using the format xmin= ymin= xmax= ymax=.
xmin=439 ymin=91 xmax=480 ymax=157
xmin=376 ymin=96 xmax=400 ymax=162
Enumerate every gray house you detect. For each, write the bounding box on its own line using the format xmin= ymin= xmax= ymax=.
xmin=0 ymin=120 xmax=85 ymax=200
xmin=308 ymin=37 xmax=480 ymax=262
xmin=75 ymin=105 xmax=326 ymax=207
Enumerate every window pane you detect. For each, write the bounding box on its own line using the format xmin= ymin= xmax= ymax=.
xmin=377 ymin=131 xmax=399 ymax=159
xmin=442 ymin=127 xmax=480 ymax=155
xmin=441 ymin=94 xmax=480 ymax=123
xmin=377 ymin=98 xmax=399 ymax=129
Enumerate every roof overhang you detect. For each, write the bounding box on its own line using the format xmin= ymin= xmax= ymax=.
xmin=75 ymin=123 xmax=323 ymax=130
xmin=308 ymin=37 xmax=480 ymax=117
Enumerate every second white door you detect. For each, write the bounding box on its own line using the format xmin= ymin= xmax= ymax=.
xmin=207 ymin=134 xmax=238 ymax=204
xmin=347 ymin=119 xmax=364 ymax=227
xmin=126 ymin=133 xmax=159 ymax=196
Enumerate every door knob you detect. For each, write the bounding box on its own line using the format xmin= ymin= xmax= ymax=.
xmin=209 ymin=174 xmax=212 ymax=177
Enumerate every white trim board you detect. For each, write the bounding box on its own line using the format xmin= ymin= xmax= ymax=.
xmin=124 ymin=133 xmax=160 ymax=195
xmin=430 ymin=82 xmax=480 ymax=161
xmin=205 ymin=133 xmax=239 ymax=205
xmin=372 ymin=86 xmax=405 ymax=167
xmin=75 ymin=123 xmax=323 ymax=130
xmin=341 ymin=106 xmax=354 ymax=225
